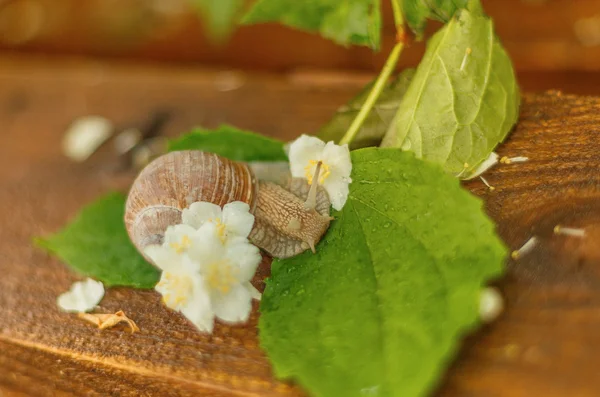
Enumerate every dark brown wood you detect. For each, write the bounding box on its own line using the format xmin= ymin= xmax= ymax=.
xmin=1 ymin=55 xmax=600 ymax=396
xmin=1 ymin=0 xmax=600 ymax=72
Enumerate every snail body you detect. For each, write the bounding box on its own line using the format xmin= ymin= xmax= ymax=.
xmin=125 ymin=151 xmax=331 ymax=260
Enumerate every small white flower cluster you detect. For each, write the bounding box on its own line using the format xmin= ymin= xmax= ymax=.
xmin=288 ymin=135 xmax=352 ymax=211
xmin=147 ymin=135 xmax=351 ymax=333
xmin=145 ymin=202 xmax=262 ymax=333
xmin=56 ymin=135 xmax=352 ymax=334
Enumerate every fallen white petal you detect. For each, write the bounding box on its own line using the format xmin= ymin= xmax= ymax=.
xmin=113 ymin=128 xmax=142 ymax=155
xmin=479 ymin=287 xmax=504 ymax=323
xmin=461 ymin=152 xmax=499 ymax=180
xmin=62 ymin=116 xmax=113 ymax=162
xmin=57 ymin=278 xmax=105 ymax=313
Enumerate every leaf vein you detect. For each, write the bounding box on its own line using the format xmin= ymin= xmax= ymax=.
xmin=348 ymin=199 xmax=388 ymax=385
xmin=349 ymin=196 xmax=448 ymax=347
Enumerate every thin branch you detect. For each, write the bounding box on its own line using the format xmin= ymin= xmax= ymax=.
xmin=339 ymin=0 xmax=406 ymax=146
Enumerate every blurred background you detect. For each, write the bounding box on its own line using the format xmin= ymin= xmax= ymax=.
xmin=0 ymin=0 xmax=599 ymax=94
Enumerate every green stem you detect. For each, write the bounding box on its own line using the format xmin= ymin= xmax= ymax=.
xmin=339 ymin=43 xmax=403 ymax=146
xmin=391 ymin=0 xmax=403 ymax=29
xmin=339 ymin=0 xmax=405 ymax=146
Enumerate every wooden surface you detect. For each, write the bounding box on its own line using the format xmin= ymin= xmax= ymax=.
xmin=1 ymin=0 xmax=600 ymax=72
xmin=1 ymin=56 xmax=600 ymax=396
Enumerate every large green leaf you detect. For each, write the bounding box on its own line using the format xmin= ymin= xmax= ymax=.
xmin=402 ymin=0 xmax=468 ymax=38
xmin=318 ymin=68 xmax=415 ymax=149
xmin=169 ymin=125 xmax=287 ymax=162
xmin=260 ymin=148 xmax=505 ymax=397
xmin=381 ymin=3 xmax=520 ymax=175
xmin=241 ymin=0 xmax=381 ymax=50
xmin=191 ymin=0 xmax=244 ymax=42
xmin=35 ymin=193 xmax=159 ymax=288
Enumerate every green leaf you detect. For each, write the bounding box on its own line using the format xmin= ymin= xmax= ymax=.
xmin=35 ymin=193 xmax=159 ymax=289
xmin=191 ymin=0 xmax=244 ymax=42
xmin=381 ymin=4 xmax=520 ymax=176
xmin=168 ymin=125 xmax=287 ymax=162
xmin=241 ymin=0 xmax=382 ymax=50
xmin=260 ymin=148 xmax=505 ymax=397
xmin=318 ymin=68 xmax=415 ymax=149
xmin=402 ymin=0 xmax=469 ymax=39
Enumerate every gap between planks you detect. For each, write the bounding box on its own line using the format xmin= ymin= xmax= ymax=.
xmin=0 ymin=334 xmax=261 ymax=397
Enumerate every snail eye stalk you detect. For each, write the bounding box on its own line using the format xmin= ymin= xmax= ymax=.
xmin=304 ymin=161 xmax=323 ymax=211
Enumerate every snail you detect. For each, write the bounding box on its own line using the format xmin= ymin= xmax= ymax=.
xmin=125 ymin=150 xmax=333 ymax=260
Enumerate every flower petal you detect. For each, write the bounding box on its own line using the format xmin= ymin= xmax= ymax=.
xmin=323 ymin=175 xmax=350 ymax=211
xmin=188 ymin=222 xmax=226 ymax=269
xmin=222 ymin=201 xmax=255 ymax=238
xmin=288 ymin=135 xmax=326 ymax=178
xmin=182 ymin=202 xmax=222 ymax=229
xmin=321 ymin=141 xmax=352 ymax=179
xmin=57 ymin=278 xmax=105 ymax=313
xmin=144 ymin=244 xmax=181 ymax=272
xmin=245 ymin=281 xmax=262 ymax=301
xmin=212 ymin=284 xmax=252 ymax=324
xmin=181 ymin=280 xmax=215 ymax=333
xmin=154 ymin=271 xmax=170 ymax=299
xmin=225 ymin=237 xmax=262 ymax=282
xmin=164 ymin=224 xmax=197 ymax=248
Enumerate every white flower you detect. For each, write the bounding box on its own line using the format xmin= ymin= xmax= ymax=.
xmin=164 ymin=223 xmax=198 ymax=254
xmin=147 ymin=243 xmax=214 ymax=332
xmin=57 ymin=278 xmax=105 ymax=313
xmin=145 ymin=222 xmax=262 ymax=333
xmin=190 ymin=226 xmax=262 ymax=324
xmin=182 ymin=201 xmax=254 ymax=242
xmin=288 ymin=134 xmax=352 ymax=210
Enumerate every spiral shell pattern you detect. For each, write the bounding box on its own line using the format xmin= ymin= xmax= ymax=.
xmin=125 ymin=151 xmax=257 ymax=256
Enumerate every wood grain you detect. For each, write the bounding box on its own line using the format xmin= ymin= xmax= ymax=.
xmin=2 ymin=0 xmax=600 ymax=72
xmin=1 ymin=56 xmax=600 ymax=396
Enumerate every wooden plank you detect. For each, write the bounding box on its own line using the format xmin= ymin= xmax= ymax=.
xmin=1 ymin=0 xmax=600 ymax=71
xmin=0 ymin=339 xmax=226 ymax=397
xmin=1 ymin=56 xmax=600 ymax=396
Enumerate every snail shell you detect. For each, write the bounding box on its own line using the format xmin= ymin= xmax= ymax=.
xmin=125 ymin=151 xmax=257 ymax=255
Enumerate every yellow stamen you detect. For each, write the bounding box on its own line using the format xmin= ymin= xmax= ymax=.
xmin=169 ymin=234 xmax=191 ymax=253
xmin=305 ymin=159 xmax=331 ymax=185
xmin=554 ymin=225 xmax=586 ymax=237
xmin=511 ymin=236 xmax=538 ymax=260
xmin=159 ymin=272 xmax=192 ymax=309
xmin=207 ymin=218 xmax=227 ymax=243
xmin=206 ymin=261 xmax=239 ymax=294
